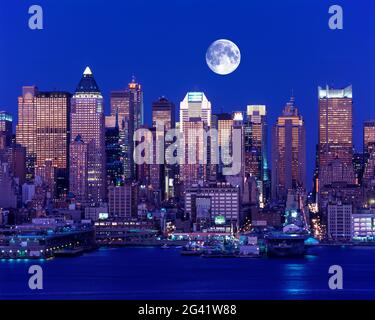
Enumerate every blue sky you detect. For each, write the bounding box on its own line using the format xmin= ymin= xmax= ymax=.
xmin=0 ymin=0 xmax=374 ymax=190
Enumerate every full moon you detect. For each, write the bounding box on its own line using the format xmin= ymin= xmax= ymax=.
xmin=206 ymin=39 xmax=241 ymax=75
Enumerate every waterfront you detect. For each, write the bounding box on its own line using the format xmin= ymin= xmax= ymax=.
xmin=1 ymin=246 xmax=375 ymax=300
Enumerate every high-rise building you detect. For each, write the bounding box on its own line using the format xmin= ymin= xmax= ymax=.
xmin=179 ymin=92 xmax=212 ymax=189
xmin=0 ymin=111 xmax=13 ymax=149
xmin=152 ymin=97 xmax=176 ymax=199
xmin=152 ymin=97 xmax=175 ymax=131
xmin=70 ymin=67 xmax=106 ymax=205
xmin=272 ymin=97 xmax=306 ymax=201
xmin=364 ymin=121 xmax=375 ymax=161
xmin=245 ymin=105 xmax=270 ymax=204
xmin=180 ymin=92 xmax=211 ymax=132
xmin=110 ymin=89 xmax=134 ymax=181
xmin=128 ymin=78 xmax=144 ymax=131
xmin=317 ymin=85 xmax=355 ymax=192
xmin=212 ymin=113 xmax=233 ymax=179
xmin=105 ymin=116 xmax=123 ymax=187
xmin=180 ymin=119 xmax=208 ymax=188
xmin=69 ymin=135 xmax=88 ymax=205
xmin=16 ymin=86 xmax=71 ymax=196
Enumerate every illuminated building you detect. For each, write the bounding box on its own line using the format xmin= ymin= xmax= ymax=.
xmin=0 ymin=111 xmax=13 ymax=149
xmin=16 ymin=86 xmax=71 ymax=196
xmin=179 ymin=92 xmax=211 ymax=132
xmin=110 ymin=89 xmax=134 ymax=180
xmin=317 ymin=85 xmax=355 ymax=192
xmin=352 ymin=210 xmax=375 ymax=240
xmin=69 ymin=135 xmax=88 ymax=205
xmin=272 ymin=97 xmax=306 ymax=201
xmin=70 ymin=67 xmax=106 ymax=205
xmin=185 ymin=182 xmax=240 ymax=232
xmin=364 ymin=121 xmax=375 ymax=156
xmin=363 ymin=121 xmax=375 ymax=193
xmin=245 ymin=105 xmax=270 ymax=204
xmin=152 ymin=97 xmax=175 ymax=131
xmin=128 ymin=77 xmax=144 ymax=131
xmin=212 ymin=113 xmax=233 ymax=179
xmin=180 ymin=119 xmax=208 ymax=188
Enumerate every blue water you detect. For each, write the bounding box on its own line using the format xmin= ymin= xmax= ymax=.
xmin=0 ymin=246 xmax=375 ymax=300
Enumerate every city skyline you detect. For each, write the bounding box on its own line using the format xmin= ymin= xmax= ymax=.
xmin=1 ymin=0 xmax=374 ymax=187
xmin=2 ymin=68 xmax=373 ymax=195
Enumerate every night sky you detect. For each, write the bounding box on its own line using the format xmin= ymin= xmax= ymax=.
xmin=0 ymin=0 xmax=374 ymax=190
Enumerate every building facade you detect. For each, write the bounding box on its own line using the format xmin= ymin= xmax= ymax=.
xmin=272 ymin=97 xmax=306 ymax=201
xmin=70 ymin=67 xmax=106 ymax=205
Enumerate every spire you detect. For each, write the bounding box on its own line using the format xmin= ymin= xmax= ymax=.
xmin=76 ymin=66 xmax=100 ymax=93
xmin=83 ymin=66 xmax=93 ymax=76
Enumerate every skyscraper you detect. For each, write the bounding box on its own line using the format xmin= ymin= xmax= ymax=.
xmin=152 ymin=97 xmax=176 ymax=199
xmin=317 ymin=85 xmax=355 ymax=192
xmin=152 ymin=97 xmax=175 ymax=131
xmin=245 ymin=105 xmax=270 ymax=204
xmin=16 ymin=86 xmax=71 ymax=196
xmin=0 ymin=111 xmax=13 ymax=149
xmin=128 ymin=77 xmax=144 ymax=131
xmin=272 ymin=97 xmax=306 ymax=201
xmin=110 ymin=85 xmax=138 ymax=181
xmin=70 ymin=67 xmax=106 ymax=205
xmin=179 ymin=92 xmax=212 ymax=189
xmin=69 ymin=135 xmax=88 ymax=205
xmin=181 ymin=119 xmax=208 ymax=188
xmin=180 ymin=92 xmax=211 ymax=132
xmin=105 ymin=116 xmax=123 ymax=187
xmin=364 ymin=120 xmax=375 ymax=157
xmin=212 ymin=113 xmax=233 ymax=179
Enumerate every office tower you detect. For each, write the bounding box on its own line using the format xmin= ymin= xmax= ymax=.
xmin=180 ymin=119 xmax=208 ymax=188
xmin=152 ymin=97 xmax=176 ymax=199
xmin=245 ymin=105 xmax=270 ymax=205
xmin=129 ymin=78 xmax=144 ymax=130
xmin=272 ymin=97 xmax=306 ymax=201
xmin=0 ymin=111 xmax=13 ymax=149
xmin=152 ymin=97 xmax=175 ymax=131
xmin=180 ymin=92 xmax=211 ymax=132
xmin=110 ymin=89 xmax=134 ymax=180
xmin=317 ymin=85 xmax=355 ymax=191
xmin=212 ymin=113 xmax=232 ymax=179
xmin=225 ymin=112 xmax=245 ymax=187
xmin=105 ymin=116 xmax=123 ymax=187
xmin=70 ymin=67 xmax=106 ymax=205
xmin=179 ymin=92 xmax=212 ymax=189
xmin=16 ymin=86 xmax=71 ymax=196
xmin=69 ymin=135 xmax=88 ymax=205
xmin=364 ymin=121 xmax=375 ymax=161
